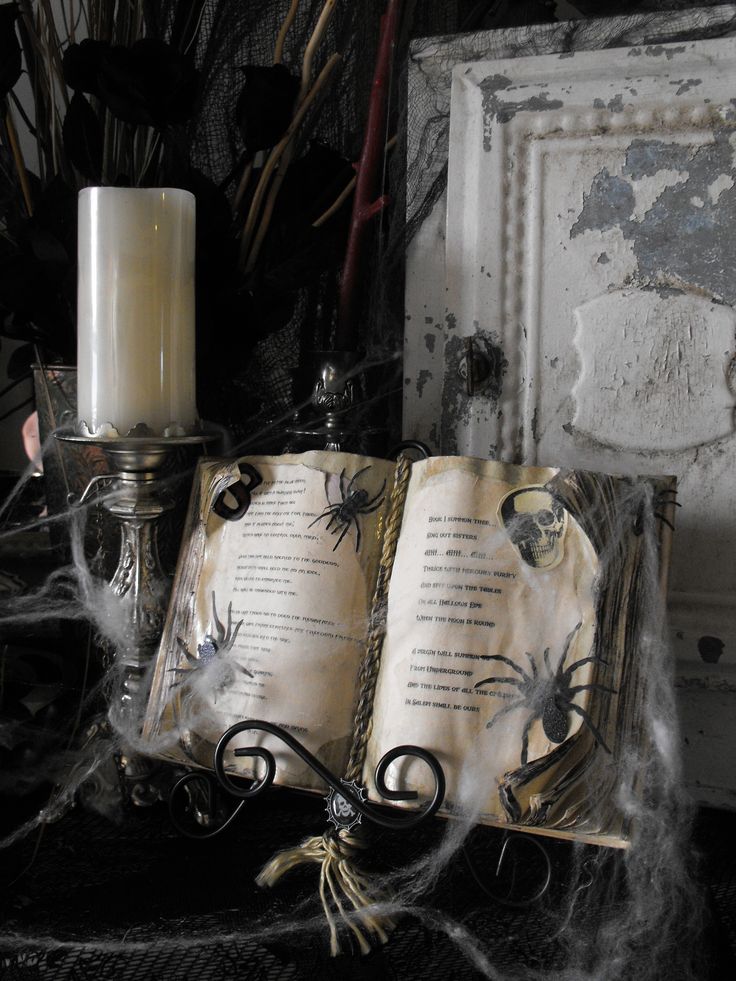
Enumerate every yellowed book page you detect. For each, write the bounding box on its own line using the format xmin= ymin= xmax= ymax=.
xmin=149 ymin=451 xmax=395 ymax=792
xmin=364 ymin=456 xmax=600 ymax=826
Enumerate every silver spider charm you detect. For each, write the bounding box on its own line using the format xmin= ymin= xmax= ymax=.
xmin=172 ymin=591 xmax=252 ymax=694
xmin=308 ymin=466 xmax=387 ymax=553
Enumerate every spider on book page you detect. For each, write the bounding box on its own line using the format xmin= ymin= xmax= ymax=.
xmin=308 ymin=466 xmax=387 ymax=553
xmin=172 ymin=591 xmax=253 ymax=698
xmin=474 ymin=622 xmax=615 ymax=766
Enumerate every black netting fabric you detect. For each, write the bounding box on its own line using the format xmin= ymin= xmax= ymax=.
xmin=1 ymin=797 xmax=735 ymax=980
xmin=175 ymin=0 xmax=477 ymax=441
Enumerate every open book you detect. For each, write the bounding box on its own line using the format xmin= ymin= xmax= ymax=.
xmin=144 ymin=451 xmax=674 ymax=848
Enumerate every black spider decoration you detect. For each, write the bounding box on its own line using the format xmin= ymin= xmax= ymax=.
xmin=474 ymin=622 xmax=615 ymax=766
xmin=172 ymin=591 xmax=253 ymax=694
xmin=633 ymin=487 xmax=680 ymax=536
xmin=308 ymin=466 xmax=387 ymax=552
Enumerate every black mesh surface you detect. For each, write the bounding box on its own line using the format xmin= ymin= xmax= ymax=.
xmin=1 ymin=794 xmax=735 ymax=980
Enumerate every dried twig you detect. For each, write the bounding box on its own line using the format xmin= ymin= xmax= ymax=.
xmin=239 ymin=51 xmax=342 ymax=271
xmin=233 ymin=159 xmax=254 ymax=215
xmin=239 ymin=0 xmax=341 ymax=273
xmin=274 ymin=0 xmax=301 ymax=65
xmin=312 ymin=135 xmax=397 ymax=229
xmin=299 ymin=0 xmax=338 ymax=101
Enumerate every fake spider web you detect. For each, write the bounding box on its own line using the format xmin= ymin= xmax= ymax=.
xmin=1 ymin=2 xmax=732 ymax=979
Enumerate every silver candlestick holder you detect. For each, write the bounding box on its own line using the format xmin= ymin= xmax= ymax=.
xmin=56 ymin=427 xmax=219 ymax=723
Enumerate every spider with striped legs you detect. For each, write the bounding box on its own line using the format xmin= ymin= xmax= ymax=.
xmin=474 ymin=622 xmax=615 ymax=766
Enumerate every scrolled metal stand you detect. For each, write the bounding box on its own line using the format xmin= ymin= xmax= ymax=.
xmin=463 ymin=828 xmax=553 ymax=908
xmin=169 ymin=719 xmax=445 ymax=840
xmin=169 ymin=721 xmax=553 ymax=911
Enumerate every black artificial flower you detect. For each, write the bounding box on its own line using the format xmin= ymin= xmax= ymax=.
xmin=0 ymin=177 xmax=76 ymax=360
xmin=62 ymin=92 xmax=103 ymax=181
xmin=236 ymin=64 xmax=299 ymax=155
xmin=63 ymin=37 xmax=198 ymax=127
xmin=0 ymin=2 xmax=22 ymax=101
xmin=61 ymin=38 xmax=108 ymax=95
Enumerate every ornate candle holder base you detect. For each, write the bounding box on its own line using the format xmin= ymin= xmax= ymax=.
xmin=56 ymin=429 xmax=219 ymax=723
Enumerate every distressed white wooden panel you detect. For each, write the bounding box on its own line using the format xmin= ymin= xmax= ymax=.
xmin=443 ymin=37 xmax=736 ymax=806
xmin=572 ymin=290 xmax=736 ymax=453
xmin=404 ymin=6 xmax=736 ymax=451
xmin=679 ymin=683 xmax=736 ymax=810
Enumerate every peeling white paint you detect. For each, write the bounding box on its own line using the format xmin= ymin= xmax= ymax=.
xmin=572 ymin=289 xmax=736 ymax=452
xmin=708 ymin=172 xmax=734 ymax=203
xmin=628 ymin=169 xmax=692 ymax=221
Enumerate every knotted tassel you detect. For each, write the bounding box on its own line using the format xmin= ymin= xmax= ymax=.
xmin=257 ymin=828 xmax=395 ymax=956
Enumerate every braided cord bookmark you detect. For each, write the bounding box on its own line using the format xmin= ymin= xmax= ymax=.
xmin=257 ymin=454 xmax=413 ymax=955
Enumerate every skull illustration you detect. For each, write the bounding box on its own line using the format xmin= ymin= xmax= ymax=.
xmin=499 ymin=487 xmax=568 ymax=570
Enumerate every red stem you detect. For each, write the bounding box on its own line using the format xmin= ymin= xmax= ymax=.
xmin=334 ymin=0 xmax=401 ymax=351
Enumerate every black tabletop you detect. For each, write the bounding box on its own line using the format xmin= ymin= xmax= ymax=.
xmin=1 ymin=786 xmax=735 ymax=981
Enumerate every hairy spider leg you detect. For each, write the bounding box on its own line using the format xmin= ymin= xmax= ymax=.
xmin=168 ymin=638 xmax=200 ymax=690
xmin=634 ymin=491 xmax=680 ymax=535
xmin=228 ymin=616 xmax=244 ymax=652
xmin=219 ymin=599 xmax=241 ymax=650
xmin=520 ymin=712 xmax=537 ymax=766
xmin=566 ymin=682 xmax=617 ymax=696
xmin=548 ymin=621 xmax=586 ymax=682
xmin=474 ymin=676 xmax=524 ymax=693
xmin=308 ymin=503 xmax=342 ymax=529
xmin=563 ymin=700 xmax=612 ymax=754
xmin=174 ymin=636 xmax=200 ymax=667
xmin=309 ymin=503 xmax=359 ymax=550
xmin=555 ymin=622 xmax=582 ymax=670
xmin=343 ymin=465 xmax=372 ymax=499
xmin=654 ymin=489 xmax=680 ymax=504
xmin=653 ymin=487 xmax=680 ymax=527
xmin=211 ymin=591 xmax=225 ymax=645
xmin=361 ymin=499 xmax=385 ymax=515
xmin=560 ymin=655 xmax=608 ymax=683
xmin=361 ymin=477 xmax=388 ymax=511
xmin=653 ymin=512 xmax=675 ymax=531
xmin=325 ymin=509 xmax=341 ymax=531
xmin=482 ymin=696 xmax=528 ymax=730
xmin=332 ymin=517 xmax=355 ymax=552
xmin=476 ymin=652 xmax=534 ymax=683
xmin=224 ymin=601 xmax=235 ymax=646
xmin=347 ymin=476 xmax=388 ymax=552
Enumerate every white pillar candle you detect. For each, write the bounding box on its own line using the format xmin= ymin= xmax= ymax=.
xmin=77 ymin=187 xmax=197 ymax=437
